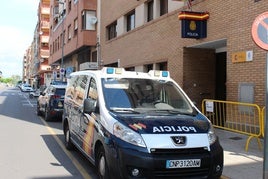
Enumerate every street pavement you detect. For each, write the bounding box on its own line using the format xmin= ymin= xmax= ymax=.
xmin=217 ymin=129 xmax=263 ymax=179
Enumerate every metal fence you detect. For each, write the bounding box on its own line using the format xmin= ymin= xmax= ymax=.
xmin=262 ymin=107 xmax=265 ymax=138
xmin=201 ymin=99 xmax=262 ymax=151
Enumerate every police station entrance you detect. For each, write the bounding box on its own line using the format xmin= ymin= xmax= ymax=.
xmin=182 ymin=39 xmax=227 ymax=110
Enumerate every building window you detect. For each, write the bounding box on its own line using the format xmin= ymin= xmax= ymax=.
xmin=57 ymin=36 xmax=60 ymax=50
xmin=92 ymin=51 xmax=97 ymax=62
xmin=63 ymin=30 xmax=65 ymax=45
xmin=147 ymin=0 xmax=154 ymax=22
xmin=158 ymin=62 xmax=167 ymax=70
xmin=82 ymin=10 xmax=97 ymax=30
xmin=50 ymin=44 xmax=52 ymax=54
xmin=55 ymin=38 xmax=58 ymax=51
xmin=42 ymin=42 xmax=49 ymax=48
xmin=126 ymin=10 xmax=135 ymax=32
xmin=107 ymin=21 xmax=117 ymax=40
xmin=60 ymin=33 xmax=63 ymax=47
xmin=68 ymin=25 xmax=71 ymax=40
xmin=145 ymin=64 xmax=153 ymax=72
xmin=125 ymin=67 xmax=135 ymax=71
xmin=58 ymin=2 xmax=66 ymax=17
xmin=74 ymin=18 xmax=78 ymax=36
xmin=53 ymin=41 xmax=55 ymax=53
xmin=160 ymin=0 xmax=168 ymax=16
xmin=68 ymin=0 xmax=71 ymax=13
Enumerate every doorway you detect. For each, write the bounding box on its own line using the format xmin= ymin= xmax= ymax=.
xmin=215 ymin=52 xmax=226 ymax=100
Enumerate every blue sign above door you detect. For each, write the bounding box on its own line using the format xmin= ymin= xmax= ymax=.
xmin=178 ymin=11 xmax=209 ymax=39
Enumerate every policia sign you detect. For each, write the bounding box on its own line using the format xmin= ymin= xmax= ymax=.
xmin=178 ymin=11 xmax=209 ymax=39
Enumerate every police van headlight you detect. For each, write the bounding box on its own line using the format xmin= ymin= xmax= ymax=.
xmin=208 ymin=123 xmax=217 ymax=145
xmin=113 ymin=122 xmax=146 ymax=148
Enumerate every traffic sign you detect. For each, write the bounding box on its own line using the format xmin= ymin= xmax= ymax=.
xmin=60 ymin=68 xmax=65 ymax=74
xmin=251 ymin=12 xmax=268 ymax=50
xmin=253 ymin=12 xmax=268 ymax=179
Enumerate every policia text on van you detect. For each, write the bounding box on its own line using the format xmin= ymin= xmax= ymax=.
xmin=62 ymin=67 xmax=223 ymax=179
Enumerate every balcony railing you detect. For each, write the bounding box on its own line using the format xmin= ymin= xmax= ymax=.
xmin=40 ymin=49 xmax=49 ymax=58
xmin=41 ymin=7 xmax=50 ymax=15
xmin=40 ymin=35 xmax=49 ymax=43
xmin=41 ymin=21 xmax=50 ymax=29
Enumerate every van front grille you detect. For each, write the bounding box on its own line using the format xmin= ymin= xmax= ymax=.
xmin=150 ymin=147 xmax=209 ymax=156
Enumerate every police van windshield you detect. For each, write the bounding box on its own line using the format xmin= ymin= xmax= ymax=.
xmin=102 ymin=78 xmax=194 ymax=115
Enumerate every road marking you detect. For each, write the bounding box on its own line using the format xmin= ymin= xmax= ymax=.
xmin=221 ymin=175 xmax=230 ymax=179
xmin=40 ymin=117 xmax=92 ymax=179
xmin=21 ymin=94 xmax=35 ymax=107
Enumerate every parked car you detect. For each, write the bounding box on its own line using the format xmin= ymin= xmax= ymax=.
xmin=50 ymin=80 xmax=67 ymax=85
xmin=21 ymin=84 xmax=34 ymax=92
xmin=16 ymin=81 xmax=22 ymax=89
xmin=37 ymin=84 xmax=66 ymax=121
xmin=29 ymin=89 xmax=41 ymax=98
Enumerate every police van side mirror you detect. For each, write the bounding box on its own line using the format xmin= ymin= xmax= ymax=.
xmin=83 ymin=98 xmax=97 ymax=114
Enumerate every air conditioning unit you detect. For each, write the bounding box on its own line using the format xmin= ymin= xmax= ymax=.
xmin=89 ymin=16 xmax=98 ymax=25
xmin=54 ymin=6 xmax=59 ymax=14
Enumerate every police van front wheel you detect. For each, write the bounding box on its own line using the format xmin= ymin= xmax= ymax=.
xmin=97 ymin=147 xmax=109 ymax=179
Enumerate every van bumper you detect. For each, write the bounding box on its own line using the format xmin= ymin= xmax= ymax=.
xmin=106 ymin=139 xmax=223 ymax=179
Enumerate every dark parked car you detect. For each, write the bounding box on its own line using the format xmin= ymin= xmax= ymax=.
xmin=37 ymin=84 xmax=66 ymax=121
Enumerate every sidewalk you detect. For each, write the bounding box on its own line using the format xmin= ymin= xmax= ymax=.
xmin=0 ymin=83 xmax=8 ymax=91
xmin=216 ymin=129 xmax=263 ymax=179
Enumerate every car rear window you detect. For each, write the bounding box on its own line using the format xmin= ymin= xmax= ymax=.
xmin=55 ymin=89 xmax=66 ymax=96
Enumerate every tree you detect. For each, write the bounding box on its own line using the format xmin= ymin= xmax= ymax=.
xmin=0 ymin=75 xmax=21 ymax=85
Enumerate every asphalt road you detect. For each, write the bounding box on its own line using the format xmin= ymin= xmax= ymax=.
xmin=0 ymin=86 xmax=98 ymax=179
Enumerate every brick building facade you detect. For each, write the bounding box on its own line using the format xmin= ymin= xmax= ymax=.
xmin=48 ymin=0 xmax=97 ymax=81
xmin=100 ymin=0 xmax=267 ymax=108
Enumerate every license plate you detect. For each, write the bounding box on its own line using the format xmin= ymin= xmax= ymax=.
xmin=166 ymin=159 xmax=201 ymax=169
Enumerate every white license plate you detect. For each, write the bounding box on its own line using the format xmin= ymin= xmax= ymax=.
xmin=166 ymin=159 xmax=201 ymax=169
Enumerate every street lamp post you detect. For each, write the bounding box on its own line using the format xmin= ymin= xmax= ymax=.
xmin=57 ymin=0 xmax=65 ymax=81
xmin=60 ymin=15 xmax=64 ymax=81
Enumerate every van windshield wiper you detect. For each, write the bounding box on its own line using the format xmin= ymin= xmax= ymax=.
xmin=151 ymin=109 xmax=194 ymax=116
xmin=110 ymin=107 xmax=140 ymax=114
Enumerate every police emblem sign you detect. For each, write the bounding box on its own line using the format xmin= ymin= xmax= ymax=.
xmin=178 ymin=11 xmax=209 ymax=39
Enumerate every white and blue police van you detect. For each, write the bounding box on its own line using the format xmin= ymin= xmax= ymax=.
xmin=63 ymin=67 xmax=223 ymax=179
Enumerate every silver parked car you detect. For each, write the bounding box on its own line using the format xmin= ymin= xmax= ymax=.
xmin=21 ymin=84 xmax=34 ymax=92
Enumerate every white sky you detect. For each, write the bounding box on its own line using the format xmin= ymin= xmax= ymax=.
xmin=0 ymin=0 xmax=39 ymax=78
